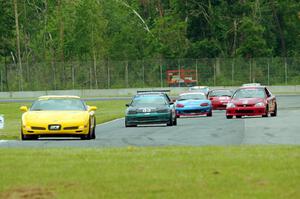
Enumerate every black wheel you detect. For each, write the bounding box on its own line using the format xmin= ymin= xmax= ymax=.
xmin=125 ymin=118 xmax=136 ymax=127
xmin=91 ymin=119 xmax=96 ymax=139
xmin=236 ymin=116 xmax=242 ymax=118
xmin=21 ymin=129 xmax=37 ymax=140
xmin=81 ymin=133 xmax=90 ymax=140
xmin=81 ymin=136 xmax=88 ymax=140
xmin=226 ymin=115 xmax=233 ymax=119
xmin=271 ymin=104 xmax=277 ymax=117
xmin=207 ymin=111 xmax=212 ymax=117
xmin=262 ymin=106 xmax=269 ymax=117
xmin=21 ymin=132 xmax=29 ymax=140
xmin=91 ymin=126 xmax=96 ymax=139
xmin=125 ymin=123 xmax=136 ymax=127
xmin=21 ymin=134 xmax=37 ymax=140
xmin=167 ymin=114 xmax=173 ymax=126
xmin=21 ymin=130 xmax=27 ymax=140
xmin=81 ymin=120 xmax=92 ymax=140
xmin=173 ymin=116 xmax=177 ymax=126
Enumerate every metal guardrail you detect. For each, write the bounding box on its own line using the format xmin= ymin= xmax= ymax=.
xmin=1 ymin=58 xmax=299 ymax=92
xmin=1 ymin=86 xmax=300 ymax=101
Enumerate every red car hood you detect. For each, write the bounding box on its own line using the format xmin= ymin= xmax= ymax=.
xmin=210 ymin=96 xmax=231 ymax=101
xmin=231 ymin=98 xmax=266 ymax=106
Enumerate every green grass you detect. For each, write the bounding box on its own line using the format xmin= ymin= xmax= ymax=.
xmin=0 ymin=100 xmax=129 ymax=140
xmin=0 ymin=146 xmax=299 ymax=199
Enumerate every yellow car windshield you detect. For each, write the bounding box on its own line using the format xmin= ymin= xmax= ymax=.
xmin=30 ymin=99 xmax=86 ymax=111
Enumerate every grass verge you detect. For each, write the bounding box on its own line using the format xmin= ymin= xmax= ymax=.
xmin=0 ymin=100 xmax=129 ymax=140
xmin=0 ymin=146 xmax=299 ymax=199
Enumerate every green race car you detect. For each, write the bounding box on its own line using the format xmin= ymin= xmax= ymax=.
xmin=125 ymin=92 xmax=177 ymax=127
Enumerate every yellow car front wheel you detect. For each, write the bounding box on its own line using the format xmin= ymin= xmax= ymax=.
xmin=80 ymin=118 xmax=96 ymax=140
xmin=21 ymin=129 xmax=38 ymax=141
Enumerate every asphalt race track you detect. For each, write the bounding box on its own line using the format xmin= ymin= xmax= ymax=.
xmin=0 ymin=95 xmax=299 ymax=147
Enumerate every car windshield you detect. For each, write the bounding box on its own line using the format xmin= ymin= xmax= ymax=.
xmin=209 ymin=90 xmax=232 ymax=97
xmin=178 ymin=94 xmax=206 ymax=100
xmin=31 ymin=99 xmax=86 ymax=111
xmin=131 ymin=95 xmax=167 ymax=106
xmin=233 ymin=89 xmax=265 ymax=99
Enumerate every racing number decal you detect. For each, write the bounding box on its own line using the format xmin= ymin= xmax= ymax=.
xmin=142 ymin=108 xmax=151 ymax=113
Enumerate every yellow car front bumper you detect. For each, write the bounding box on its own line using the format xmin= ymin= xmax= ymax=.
xmin=22 ymin=125 xmax=90 ymax=136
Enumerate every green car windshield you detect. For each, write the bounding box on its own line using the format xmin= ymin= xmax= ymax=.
xmin=131 ymin=95 xmax=167 ymax=106
xmin=31 ymin=99 xmax=86 ymax=111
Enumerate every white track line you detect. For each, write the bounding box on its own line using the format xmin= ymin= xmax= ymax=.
xmin=96 ymin=118 xmax=124 ymax=127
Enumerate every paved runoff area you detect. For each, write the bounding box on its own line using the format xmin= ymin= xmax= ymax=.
xmin=0 ymin=95 xmax=299 ymax=148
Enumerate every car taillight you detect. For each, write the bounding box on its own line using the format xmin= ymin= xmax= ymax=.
xmin=200 ymin=103 xmax=209 ymax=106
xmin=176 ymin=104 xmax=184 ymax=108
xmin=209 ymin=97 xmax=214 ymax=100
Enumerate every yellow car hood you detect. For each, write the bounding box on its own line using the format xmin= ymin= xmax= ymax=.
xmin=23 ymin=111 xmax=90 ymax=126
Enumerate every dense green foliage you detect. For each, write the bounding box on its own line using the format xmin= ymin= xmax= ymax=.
xmin=0 ymin=0 xmax=299 ymax=90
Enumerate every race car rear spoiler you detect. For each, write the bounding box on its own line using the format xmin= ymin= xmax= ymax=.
xmin=137 ymin=90 xmax=170 ymax=93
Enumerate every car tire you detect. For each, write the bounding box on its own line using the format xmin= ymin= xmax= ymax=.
xmin=21 ymin=129 xmax=38 ymax=140
xmin=167 ymin=114 xmax=173 ymax=126
xmin=21 ymin=134 xmax=37 ymax=140
xmin=207 ymin=111 xmax=212 ymax=117
xmin=91 ymin=119 xmax=96 ymax=139
xmin=226 ymin=115 xmax=233 ymax=119
xmin=125 ymin=123 xmax=136 ymax=127
xmin=270 ymin=104 xmax=277 ymax=117
xmin=125 ymin=118 xmax=136 ymax=127
xmin=81 ymin=134 xmax=91 ymax=140
xmin=21 ymin=132 xmax=29 ymax=140
xmin=262 ymin=106 xmax=269 ymax=117
xmin=173 ymin=116 xmax=177 ymax=126
xmin=236 ymin=116 xmax=242 ymax=118
xmin=91 ymin=129 xmax=96 ymax=139
xmin=21 ymin=130 xmax=27 ymax=140
xmin=81 ymin=120 xmax=92 ymax=140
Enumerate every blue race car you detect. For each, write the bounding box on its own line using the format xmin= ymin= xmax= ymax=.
xmin=175 ymin=92 xmax=212 ymax=117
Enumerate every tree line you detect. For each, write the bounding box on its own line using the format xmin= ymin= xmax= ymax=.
xmin=0 ymin=0 xmax=299 ymax=90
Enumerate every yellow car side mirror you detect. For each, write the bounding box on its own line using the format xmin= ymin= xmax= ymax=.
xmin=20 ymin=106 xmax=28 ymax=112
xmin=88 ymin=106 xmax=97 ymax=112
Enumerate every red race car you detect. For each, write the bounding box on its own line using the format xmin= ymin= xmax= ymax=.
xmin=208 ymin=89 xmax=233 ymax=110
xmin=226 ymin=86 xmax=277 ymax=119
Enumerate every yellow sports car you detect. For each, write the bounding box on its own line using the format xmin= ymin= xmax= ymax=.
xmin=20 ymin=95 xmax=97 ymax=140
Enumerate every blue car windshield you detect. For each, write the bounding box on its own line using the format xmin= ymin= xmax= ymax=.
xmin=178 ymin=94 xmax=206 ymax=100
xmin=31 ymin=99 xmax=86 ymax=111
xmin=233 ymin=89 xmax=265 ymax=99
xmin=131 ymin=95 xmax=167 ymax=106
